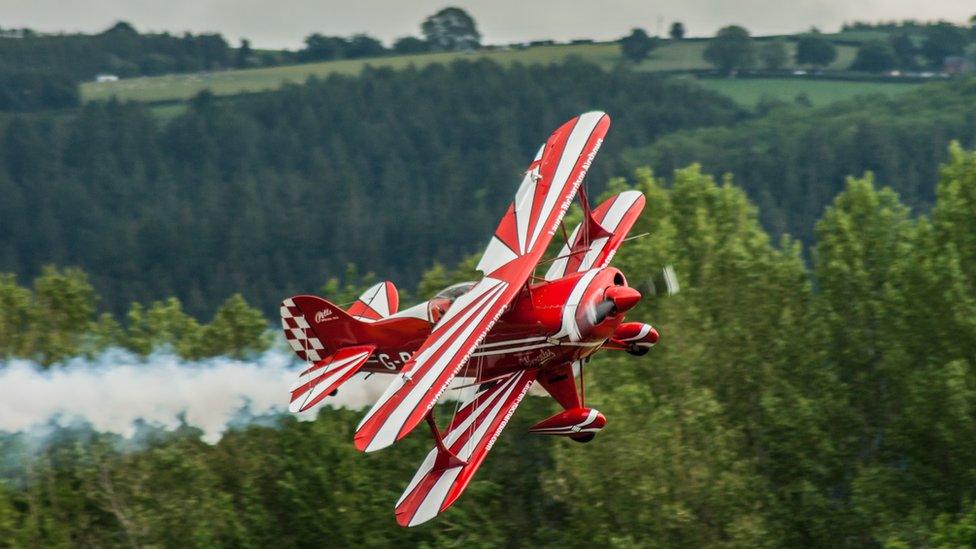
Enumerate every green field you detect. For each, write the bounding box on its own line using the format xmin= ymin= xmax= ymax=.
xmin=696 ymin=77 xmax=923 ymax=107
xmin=81 ymin=40 xmax=862 ymax=104
xmin=81 ymin=43 xmax=620 ymax=103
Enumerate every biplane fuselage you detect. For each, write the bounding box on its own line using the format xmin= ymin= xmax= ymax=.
xmin=356 ymin=267 xmax=645 ymax=380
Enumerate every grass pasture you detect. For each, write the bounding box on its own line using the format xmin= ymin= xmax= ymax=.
xmin=81 ymin=43 xmax=621 ymax=103
xmin=82 ymin=40 xmax=862 ymax=104
xmin=696 ymin=77 xmax=923 ymax=107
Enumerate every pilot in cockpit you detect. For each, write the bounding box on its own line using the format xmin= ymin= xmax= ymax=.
xmin=427 ymin=281 xmax=476 ymax=322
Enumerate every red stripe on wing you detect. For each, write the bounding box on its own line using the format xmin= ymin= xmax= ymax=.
xmin=545 ymin=190 xmax=646 ymax=280
xmin=394 ymin=369 xmax=537 ymax=527
xmin=289 ymin=345 xmax=375 ymax=413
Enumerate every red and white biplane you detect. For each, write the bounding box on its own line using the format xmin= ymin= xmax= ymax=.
xmin=280 ymin=111 xmax=660 ymax=526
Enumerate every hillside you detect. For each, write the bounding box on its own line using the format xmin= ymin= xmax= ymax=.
xmin=81 ymin=39 xmax=863 ymax=104
xmin=0 ymin=59 xmax=742 ymax=317
xmin=621 ymin=78 xmax=976 ymax=243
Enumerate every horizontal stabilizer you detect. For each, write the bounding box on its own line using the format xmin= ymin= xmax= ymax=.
xmin=289 ymin=345 xmax=375 ymax=413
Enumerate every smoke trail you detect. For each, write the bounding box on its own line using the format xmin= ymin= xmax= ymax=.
xmin=0 ymin=348 xmax=392 ymax=443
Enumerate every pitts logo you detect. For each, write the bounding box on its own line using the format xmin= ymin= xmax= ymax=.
xmin=517 ymin=348 xmax=557 ymax=366
xmin=314 ymin=308 xmax=338 ymax=323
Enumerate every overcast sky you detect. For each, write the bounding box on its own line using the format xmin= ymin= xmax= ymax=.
xmin=3 ymin=0 xmax=974 ymax=49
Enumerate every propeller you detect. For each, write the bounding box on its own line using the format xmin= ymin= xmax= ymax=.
xmin=637 ymin=264 xmax=680 ymax=298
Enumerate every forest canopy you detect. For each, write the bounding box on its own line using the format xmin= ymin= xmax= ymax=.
xmin=2 ymin=146 xmax=976 ymax=546
xmin=0 ymin=59 xmax=743 ymax=317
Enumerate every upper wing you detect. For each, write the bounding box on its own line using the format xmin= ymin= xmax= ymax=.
xmin=354 ymin=111 xmax=610 ymax=453
xmin=545 ymin=190 xmax=646 ymax=280
xmin=394 ymin=369 xmax=537 ymax=527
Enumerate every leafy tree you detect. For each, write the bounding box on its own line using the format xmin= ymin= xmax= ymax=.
xmin=921 ymin=22 xmax=968 ymax=67
xmin=235 ymin=38 xmax=254 ymax=68
xmin=795 ymin=33 xmax=837 ymax=68
xmin=421 ymin=7 xmax=481 ymax=51
xmin=930 ymin=500 xmax=976 ymax=547
xmin=703 ymin=25 xmax=755 ymax=74
xmin=669 ymin=21 xmax=685 ymax=40
xmin=850 ymin=40 xmax=898 ymax=72
xmin=759 ymin=39 xmax=789 ymax=70
xmin=889 ymin=32 xmax=919 ymax=70
xmin=197 ymin=294 xmax=269 ymax=358
xmin=0 ymin=273 xmax=30 ymax=356
xmin=29 ymin=266 xmax=98 ymax=364
xmin=619 ymin=28 xmax=657 ymax=63
xmin=392 ymin=36 xmax=429 ymax=54
xmin=345 ymin=34 xmax=386 ymax=58
xmin=299 ymin=33 xmax=344 ymax=61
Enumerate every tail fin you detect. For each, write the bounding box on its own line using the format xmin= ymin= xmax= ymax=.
xmin=281 ymin=295 xmax=371 ymax=361
xmin=347 ymin=281 xmax=399 ymax=321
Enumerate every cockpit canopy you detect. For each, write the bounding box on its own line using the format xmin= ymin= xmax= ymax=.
xmin=428 ymin=281 xmax=477 ymax=322
xmin=434 ymin=281 xmax=477 ymax=302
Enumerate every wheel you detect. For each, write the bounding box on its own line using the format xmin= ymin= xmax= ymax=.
xmin=570 ymin=433 xmax=595 ymax=443
xmin=627 ymin=345 xmax=649 ymax=357
xmin=329 ymin=388 xmax=338 ymax=397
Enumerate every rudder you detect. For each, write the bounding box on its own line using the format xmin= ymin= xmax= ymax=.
xmin=281 ymin=295 xmax=369 ymax=361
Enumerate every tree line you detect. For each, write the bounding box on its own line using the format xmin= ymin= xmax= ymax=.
xmin=701 ymin=20 xmax=976 ymax=74
xmin=0 ymin=58 xmax=742 ymax=318
xmin=0 ymin=267 xmax=268 ymax=365
xmin=2 ymin=147 xmax=976 ymax=546
xmin=0 ymin=6 xmax=484 ymax=112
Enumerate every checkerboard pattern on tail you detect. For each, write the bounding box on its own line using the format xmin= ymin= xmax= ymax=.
xmin=280 ymin=298 xmax=326 ymax=362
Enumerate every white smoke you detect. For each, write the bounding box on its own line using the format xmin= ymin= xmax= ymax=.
xmin=0 ymin=347 xmax=392 ymax=443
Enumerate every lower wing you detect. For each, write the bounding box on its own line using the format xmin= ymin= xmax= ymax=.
xmin=394 ymin=369 xmax=537 ymax=527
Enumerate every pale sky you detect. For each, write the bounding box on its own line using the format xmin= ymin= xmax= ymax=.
xmin=3 ymin=0 xmax=974 ymax=49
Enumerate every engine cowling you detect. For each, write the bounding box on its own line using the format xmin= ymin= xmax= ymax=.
xmin=529 ymin=407 xmax=606 ymax=442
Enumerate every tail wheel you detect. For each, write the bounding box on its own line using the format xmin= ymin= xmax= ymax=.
xmin=570 ymin=433 xmax=595 ymax=443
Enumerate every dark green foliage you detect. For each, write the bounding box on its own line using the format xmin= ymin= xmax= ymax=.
xmin=622 ymin=79 xmax=976 ymax=245
xmin=795 ymin=33 xmax=838 ymax=67
xmin=921 ymin=22 xmax=970 ymax=67
xmin=0 ymin=71 xmax=78 ymax=112
xmin=670 ymin=21 xmax=686 ymax=40
xmin=0 ymin=60 xmax=741 ymax=318
xmin=4 ymin=148 xmax=976 ymax=546
xmin=0 ymin=268 xmax=269 ymax=365
xmin=392 ymin=36 xmax=430 ymax=54
xmin=619 ymin=28 xmax=658 ymax=63
xmin=850 ymin=40 xmax=898 ymax=72
xmin=298 ymin=33 xmax=388 ymax=62
xmin=0 ymin=21 xmax=231 ymax=82
xmin=758 ymin=39 xmax=789 ymax=70
xmin=889 ymin=32 xmax=920 ymax=70
xmin=704 ymin=25 xmax=755 ymax=73
xmin=421 ymin=7 xmax=481 ymax=51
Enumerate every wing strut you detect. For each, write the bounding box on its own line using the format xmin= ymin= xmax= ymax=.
xmin=425 ymin=412 xmax=467 ymax=471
